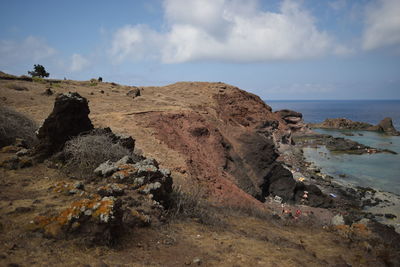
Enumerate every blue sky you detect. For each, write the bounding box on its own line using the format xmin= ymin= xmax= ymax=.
xmin=1 ymin=0 xmax=399 ymax=100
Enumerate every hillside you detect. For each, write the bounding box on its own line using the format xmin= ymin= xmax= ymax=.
xmin=1 ymin=76 xmax=399 ymax=266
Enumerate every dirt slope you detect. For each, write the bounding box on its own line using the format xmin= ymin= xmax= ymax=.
xmin=1 ymin=79 xmax=293 ymax=206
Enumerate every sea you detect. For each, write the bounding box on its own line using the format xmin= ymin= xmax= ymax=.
xmin=267 ymin=100 xmax=400 ymax=195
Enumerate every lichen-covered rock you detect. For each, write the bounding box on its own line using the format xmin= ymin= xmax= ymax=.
xmin=53 ymin=181 xmax=85 ymax=196
xmin=122 ymin=208 xmax=151 ymax=227
xmin=33 ymin=195 xmax=122 ymax=245
xmin=95 ymin=156 xmax=173 ymax=207
xmin=34 ymin=92 xmax=94 ymax=159
xmin=94 ymin=160 xmax=119 ymax=177
xmin=97 ymin=183 xmax=126 ymax=197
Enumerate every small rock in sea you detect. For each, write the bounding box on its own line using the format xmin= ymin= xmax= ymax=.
xmin=384 ymin=213 xmax=397 ymax=219
xmin=339 ymin=174 xmax=346 ymax=178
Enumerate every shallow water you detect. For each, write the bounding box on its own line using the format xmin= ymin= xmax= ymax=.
xmin=303 ymin=129 xmax=400 ymax=194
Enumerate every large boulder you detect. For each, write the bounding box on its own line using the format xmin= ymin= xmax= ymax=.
xmin=35 ymin=92 xmax=93 ymax=158
xmin=34 ymin=195 xmax=123 ymax=245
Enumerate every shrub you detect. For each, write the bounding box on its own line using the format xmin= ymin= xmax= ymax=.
xmin=89 ymin=79 xmax=98 ymax=87
xmin=167 ymin=185 xmax=225 ymax=226
xmin=62 ymin=132 xmax=130 ymax=177
xmin=0 ymin=106 xmax=38 ymax=148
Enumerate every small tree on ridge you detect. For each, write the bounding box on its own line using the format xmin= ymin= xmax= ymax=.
xmin=28 ymin=64 xmax=49 ymax=78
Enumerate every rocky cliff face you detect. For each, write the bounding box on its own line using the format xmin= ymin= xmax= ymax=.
xmin=138 ymin=83 xmax=298 ymax=204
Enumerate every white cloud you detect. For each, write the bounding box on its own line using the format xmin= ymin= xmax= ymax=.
xmin=328 ymin=0 xmax=347 ymax=11
xmin=110 ymin=0 xmax=336 ymax=63
xmin=70 ymin=53 xmax=90 ymax=72
xmin=363 ymin=0 xmax=400 ymax=51
xmin=110 ymin=24 xmax=162 ymax=63
xmin=0 ymin=36 xmax=56 ymax=67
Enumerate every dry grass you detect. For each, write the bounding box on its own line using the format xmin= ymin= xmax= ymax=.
xmin=0 ymin=106 xmax=38 ymax=147
xmin=167 ymin=185 xmax=226 ymax=227
xmin=62 ymin=131 xmax=130 ymax=178
xmin=6 ymin=83 xmax=29 ymax=91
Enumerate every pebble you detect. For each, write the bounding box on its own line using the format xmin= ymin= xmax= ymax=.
xmin=193 ymin=258 xmax=202 ymax=265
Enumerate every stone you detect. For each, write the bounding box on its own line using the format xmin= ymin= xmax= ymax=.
xmin=16 ymin=148 xmax=29 ymax=157
xmin=33 ymin=196 xmax=123 ymax=245
xmin=94 ymin=160 xmax=119 ymax=177
xmin=126 ymin=87 xmax=141 ymax=98
xmin=91 ymin=128 xmax=135 ymax=151
xmin=0 ymin=155 xmax=32 ymax=170
xmin=332 ymin=214 xmax=345 ymax=225
xmin=193 ymin=258 xmax=202 ymax=265
xmin=42 ymin=88 xmax=54 ymax=96
xmin=34 ymin=92 xmax=94 ymax=159
xmin=1 ymin=146 xmax=20 ymax=153
xmin=97 ymin=184 xmax=126 ymax=197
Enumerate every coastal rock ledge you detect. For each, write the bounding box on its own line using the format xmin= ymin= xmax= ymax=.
xmin=310 ymin=117 xmax=400 ymax=135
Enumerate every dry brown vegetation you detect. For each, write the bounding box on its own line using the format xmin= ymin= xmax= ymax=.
xmin=61 ymin=131 xmax=130 ymax=178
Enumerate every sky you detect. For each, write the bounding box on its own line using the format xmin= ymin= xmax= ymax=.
xmin=0 ymin=0 xmax=399 ymax=100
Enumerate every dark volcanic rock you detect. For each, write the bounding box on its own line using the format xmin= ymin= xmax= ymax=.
xmin=275 ymin=109 xmax=308 ymax=133
xmin=264 ymin=164 xmax=296 ymax=202
xmin=34 ymin=92 xmax=94 ymax=158
xmin=275 ymin=109 xmax=303 ymax=120
xmin=370 ymin=117 xmax=400 ymax=135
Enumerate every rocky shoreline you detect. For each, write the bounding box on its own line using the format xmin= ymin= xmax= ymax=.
xmin=309 ymin=117 xmax=400 ymax=136
xmin=279 ymin=128 xmax=400 ymax=234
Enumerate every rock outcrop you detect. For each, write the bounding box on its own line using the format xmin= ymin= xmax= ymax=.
xmin=34 ymin=92 xmax=93 ymax=158
xmin=34 ymin=155 xmax=173 ymax=245
xmin=310 ymin=118 xmax=373 ymax=130
xmin=310 ymin=117 xmax=400 ymax=135
xmin=275 ymin=109 xmax=309 ymax=133
xmin=369 ymin=117 xmax=400 ymax=136
xmin=141 ymin=83 xmax=309 ymax=205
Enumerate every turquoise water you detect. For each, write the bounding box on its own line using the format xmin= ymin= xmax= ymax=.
xmin=266 ymin=100 xmax=400 ymax=194
xmin=303 ymin=129 xmax=400 ymax=194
